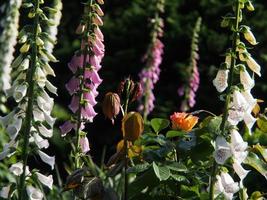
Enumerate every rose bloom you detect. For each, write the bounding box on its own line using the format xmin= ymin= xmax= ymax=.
xmin=170 ymin=112 xmax=198 ymax=131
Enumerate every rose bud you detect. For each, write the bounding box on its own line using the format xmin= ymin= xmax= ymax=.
xmin=130 ymin=82 xmax=143 ymax=102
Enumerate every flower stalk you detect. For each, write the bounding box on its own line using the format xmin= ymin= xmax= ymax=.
xmin=18 ymin=1 xmax=40 ymax=199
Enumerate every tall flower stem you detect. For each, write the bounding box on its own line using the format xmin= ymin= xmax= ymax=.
xmin=18 ymin=0 xmax=40 ymax=199
xmin=74 ymin=0 xmax=93 ymax=170
xmin=209 ymin=1 xmax=241 ymax=199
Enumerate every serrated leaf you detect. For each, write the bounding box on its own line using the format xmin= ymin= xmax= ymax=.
xmin=166 ymin=130 xmax=185 ymax=138
xmin=151 ymin=118 xmax=170 ymax=134
xmin=152 ymin=162 xmax=170 ymax=181
xmin=244 ymin=152 xmax=267 ymax=180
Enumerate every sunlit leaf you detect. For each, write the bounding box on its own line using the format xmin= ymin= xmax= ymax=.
xmin=151 ymin=118 xmax=170 ymax=134
xmin=152 ymin=162 xmax=170 ymax=181
xmin=244 ymin=152 xmax=267 ymax=180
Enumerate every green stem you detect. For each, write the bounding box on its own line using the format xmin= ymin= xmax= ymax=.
xmin=74 ymin=0 xmax=93 ymax=170
xmin=209 ymin=1 xmax=241 ymax=200
xmin=18 ymin=1 xmax=40 ymax=199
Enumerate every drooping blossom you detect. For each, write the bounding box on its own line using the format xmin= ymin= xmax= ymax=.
xmin=213 ymin=69 xmax=229 ymax=93
xmin=214 ymin=136 xmax=232 ymax=165
xmin=170 ymin=112 xmax=198 ymax=132
xmin=138 ymin=1 xmax=164 ymax=117
xmin=80 ymin=137 xmax=90 ymax=153
xmin=178 ymin=17 xmax=201 ymax=111
xmin=214 ymin=172 xmax=239 ymax=200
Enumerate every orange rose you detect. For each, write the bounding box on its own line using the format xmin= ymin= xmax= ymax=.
xmin=170 ymin=112 xmax=198 ymax=131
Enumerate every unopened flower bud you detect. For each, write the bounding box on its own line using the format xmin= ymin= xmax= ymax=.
xmin=118 ymin=78 xmax=135 ymax=100
xmin=130 ymin=82 xmax=142 ymax=102
xmin=246 ymin=1 xmax=254 ymax=11
xmin=75 ymin=24 xmax=85 ymax=35
xmin=221 ymin=18 xmax=229 ymax=28
xmin=121 ymin=112 xmax=144 ymax=141
xmin=102 ymin=92 xmax=121 ymax=124
xmin=243 ymin=28 xmax=257 ymax=45
xmin=92 ymin=14 xmax=103 ymax=26
xmin=36 ymin=37 xmax=44 ymax=46
xmin=28 ymin=10 xmax=35 ymax=18
xmin=20 ymin=43 xmax=30 ymax=53
xmin=93 ymin=4 xmax=104 ymax=16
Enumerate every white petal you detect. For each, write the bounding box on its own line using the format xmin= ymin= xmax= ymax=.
xmin=26 ymin=186 xmax=43 ymax=200
xmin=233 ymin=160 xmax=250 ymax=181
xmin=214 ymin=136 xmax=232 ymax=164
xmin=13 ymin=84 xmax=27 ymax=102
xmin=244 ymin=29 xmax=257 ymax=45
xmin=230 ymin=129 xmax=248 ymax=152
xmin=213 ymin=69 xmax=229 ymax=93
xmin=36 ymin=172 xmax=53 ymax=190
xmin=0 ymin=111 xmax=15 ymax=127
xmin=233 ymin=151 xmax=248 ymax=164
xmin=240 ymin=69 xmax=255 ymax=90
xmin=35 ymin=67 xmax=47 ymax=88
xmin=38 ymin=150 xmax=55 ymax=170
xmin=33 ymin=108 xmax=45 ymax=122
xmin=44 ymin=112 xmax=56 ymax=128
xmin=232 ymin=90 xmax=249 ymax=111
xmin=6 ymin=117 xmax=22 ymax=140
xmin=241 ymin=90 xmax=257 ymax=112
xmin=45 ymin=80 xmax=57 ymax=95
xmin=43 ymin=63 xmax=55 ymax=77
xmin=9 ymin=162 xmax=23 ymax=176
xmin=37 ymin=91 xmax=54 ymax=114
xmin=220 ymin=172 xmax=239 ymax=195
xmin=38 ymin=124 xmax=53 ymax=138
xmin=0 ymin=185 xmax=10 ymax=199
xmin=33 ymin=133 xmax=49 ymax=149
xmin=246 ymin=56 xmax=261 ymax=77
xmin=0 ymin=140 xmax=16 ymax=160
xmin=243 ymin=112 xmax=256 ymax=131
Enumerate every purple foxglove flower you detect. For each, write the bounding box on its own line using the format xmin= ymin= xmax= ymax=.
xmin=65 ymin=77 xmax=80 ymax=95
xmin=60 ymin=121 xmax=75 ymax=137
xmin=80 ymin=137 xmax=90 ymax=153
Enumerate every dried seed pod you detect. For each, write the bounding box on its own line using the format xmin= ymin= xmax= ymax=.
xmin=102 ymin=92 xmax=121 ymax=124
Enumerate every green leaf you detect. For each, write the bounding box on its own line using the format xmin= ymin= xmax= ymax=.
xmin=166 ymin=130 xmax=185 ymax=138
xmin=151 ymin=118 xmax=170 ymax=134
xmin=257 ymin=115 xmax=267 ymax=133
xmin=250 ymin=191 xmax=263 ymax=200
xmin=127 ymin=163 xmax=150 ymax=174
xmin=152 ymin=162 xmax=170 ymax=181
xmin=166 ymin=162 xmax=187 ymax=172
xmin=244 ymin=152 xmax=267 ymax=180
xmin=253 ymin=144 xmax=267 ymax=163
xmin=128 ymin=167 xmax=159 ymax=200
xmin=170 ymin=173 xmax=187 ymax=182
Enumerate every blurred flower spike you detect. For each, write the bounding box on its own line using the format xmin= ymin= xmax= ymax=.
xmin=102 ymin=92 xmax=121 ymax=124
xmin=170 ymin=112 xmax=198 ymax=132
xmin=122 ymin=112 xmax=144 ymax=142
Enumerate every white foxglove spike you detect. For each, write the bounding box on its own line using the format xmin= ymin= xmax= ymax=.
xmin=213 ymin=69 xmax=229 ymax=93
xmin=214 ymin=136 xmax=232 ymax=164
xmin=220 ymin=172 xmax=240 ymax=200
xmin=240 ymin=69 xmax=255 ymax=90
xmin=246 ymin=56 xmax=261 ymax=77
xmin=35 ymin=67 xmax=47 ymax=88
xmin=38 ymin=150 xmax=55 ymax=170
xmin=26 ymin=186 xmax=44 ymax=200
xmin=37 ymin=91 xmax=54 ymax=114
xmin=38 ymin=124 xmax=53 ymax=138
xmin=33 ymin=108 xmax=45 ymax=122
xmin=241 ymin=90 xmax=257 ymax=112
xmin=13 ymin=84 xmax=27 ymax=102
xmin=33 ymin=133 xmax=49 ymax=149
xmin=43 ymin=63 xmax=55 ymax=77
xmin=36 ymin=172 xmax=53 ymax=190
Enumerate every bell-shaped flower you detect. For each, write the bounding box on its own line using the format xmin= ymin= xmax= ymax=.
xmin=0 ymin=185 xmax=11 ymax=199
xmin=43 ymin=63 xmax=55 ymax=77
xmin=214 ymin=136 xmax=232 ymax=164
xmin=0 ymin=140 xmax=17 ymax=160
xmin=45 ymin=80 xmax=57 ymax=95
xmin=13 ymin=84 xmax=27 ymax=102
xmin=60 ymin=121 xmax=75 ymax=137
xmin=243 ymin=112 xmax=256 ymax=131
xmin=243 ymin=27 xmax=257 ymax=45
xmin=35 ymin=67 xmax=47 ymax=88
xmin=241 ymin=90 xmax=256 ymax=112
xmin=240 ymin=68 xmax=255 ymax=90
xmin=33 ymin=133 xmax=49 ymax=149
xmin=37 ymin=91 xmax=54 ymax=115
xmin=215 ymin=172 xmax=239 ymax=200
xmin=233 ymin=160 xmax=250 ymax=187
xmin=38 ymin=124 xmax=53 ymax=138
xmin=36 ymin=172 xmax=53 ymax=190
xmin=9 ymin=162 xmax=30 ymax=176
xmin=6 ymin=116 xmax=22 ymax=140
xmin=213 ymin=69 xmax=229 ymax=93
xmin=227 ymin=90 xmax=249 ymax=125
xmin=246 ymin=55 xmax=261 ymax=77
xmin=80 ymin=137 xmax=90 ymax=153
xmin=230 ymin=129 xmax=248 ymax=163
xmin=26 ymin=186 xmax=43 ymax=200
xmin=38 ymin=150 xmax=55 ymax=170
xmin=65 ymin=77 xmax=80 ymax=95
